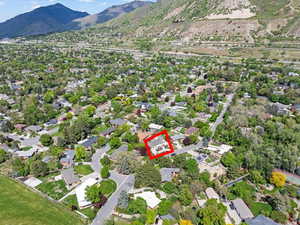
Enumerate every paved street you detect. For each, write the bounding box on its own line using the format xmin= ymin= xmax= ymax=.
xmin=210 ymin=93 xmax=235 ymax=137
xmin=91 ymin=175 xmax=134 ymax=225
xmin=90 ymin=144 xmax=137 ymax=225
xmin=172 ymin=142 xmax=203 ymax=156
xmin=91 ymin=144 xmax=110 ymax=174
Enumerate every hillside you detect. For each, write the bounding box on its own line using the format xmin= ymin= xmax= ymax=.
xmin=64 ymin=1 xmax=153 ymax=30
xmin=89 ymin=0 xmax=300 ymax=43
xmin=0 ymin=3 xmax=88 ymax=38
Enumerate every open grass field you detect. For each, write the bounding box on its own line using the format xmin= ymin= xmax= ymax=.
xmin=0 ymin=175 xmax=85 ymax=225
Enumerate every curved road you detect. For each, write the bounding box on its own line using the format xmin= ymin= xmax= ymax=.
xmin=91 ymin=145 xmax=134 ymax=225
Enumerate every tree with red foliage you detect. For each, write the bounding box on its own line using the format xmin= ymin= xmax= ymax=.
xmin=94 ymin=195 xmax=108 ymax=208
xmin=183 ymin=137 xmax=192 ymax=146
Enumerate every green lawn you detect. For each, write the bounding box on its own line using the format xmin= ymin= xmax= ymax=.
xmin=0 ymin=175 xmax=84 ymax=225
xmin=63 ymin=194 xmax=98 ymax=220
xmin=36 ymin=180 xmax=68 ymax=200
xmin=249 ymin=202 xmax=272 ymax=217
xmin=80 ymin=208 xmax=98 ymax=220
xmin=74 ymin=164 xmax=94 ymax=176
xmin=100 ymin=179 xmax=117 ymax=196
xmin=63 ymin=194 xmax=79 ymax=208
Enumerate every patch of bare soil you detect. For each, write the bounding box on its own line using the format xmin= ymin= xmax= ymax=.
xmin=184 ymin=46 xmax=229 ymax=56
xmin=266 ymin=18 xmax=289 ymax=33
xmin=164 ymin=4 xmax=187 ymax=20
xmin=207 ymin=8 xmax=255 ymax=19
xmin=288 ymin=19 xmax=300 ymax=37
xmin=181 ymin=19 xmax=260 ymax=43
xmin=210 ymin=0 xmax=252 ymax=11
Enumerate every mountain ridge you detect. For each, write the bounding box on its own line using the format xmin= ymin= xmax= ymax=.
xmin=64 ymin=1 xmax=153 ymax=31
xmin=0 ymin=1 xmax=152 ymax=39
xmin=0 ymin=3 xmax=89 ymax=38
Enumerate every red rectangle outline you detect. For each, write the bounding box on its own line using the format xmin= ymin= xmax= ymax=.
xmin=144 ymin=130 xmax=175 ymax=160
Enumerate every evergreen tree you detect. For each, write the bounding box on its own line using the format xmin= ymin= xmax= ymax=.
xmin=117 ymin=190 xmax=129 ymax=209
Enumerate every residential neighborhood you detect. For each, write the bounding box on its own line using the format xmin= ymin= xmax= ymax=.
xmin=0 ymin=35 xmax=300 ymax=225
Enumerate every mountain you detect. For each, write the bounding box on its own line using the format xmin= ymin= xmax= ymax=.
xmin=64 ymin=1 xmax=153 ymax=31
xmin=89 ymin=0 xmax=300 ymax=43
xmin=0 ymin=3 xmax=89 ymax=38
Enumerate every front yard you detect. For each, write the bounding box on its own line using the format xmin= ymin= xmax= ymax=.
xmin=63 ymin=194 xmax=98 ymax=220
xmin=74 ymin=164 xmax=94 ymax=176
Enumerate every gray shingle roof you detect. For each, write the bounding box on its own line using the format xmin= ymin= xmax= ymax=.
xmin=160 ymin=214 xmax=176 ymax=221
xmin=110 ymin=118 xmax=126 ymax=126
xmin=25 ymin=125 xmax=42 ymax=132
xmin=232 ymin=198 xmax=254 ymax=220
xmin=60 ymin=150 xmax=75 ymax=167
xmin=101 ymin=127 xmax=116 ymax=136
xmin=246 ymin=215 xmax=281 ymax=225
xmin=172 ymin=134 xmax=185 ymax=141
xmin=82 ymin=136 xmax=98 ymax=148
xmin=148 ymin=136 xmax=165 ymax=148
xmin=45 ymin=119 xmax=58 ymax=126
xmin=160 ymin=168 xmax=180 ymax=182
xmin=61 ymin=168 xmax=80 ymax=185
xmin=111 ymin=144 xmax=128 ymax=160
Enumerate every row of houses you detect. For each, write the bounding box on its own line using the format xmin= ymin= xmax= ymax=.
xmin=203 ymin=187 xmax=280 ymax=225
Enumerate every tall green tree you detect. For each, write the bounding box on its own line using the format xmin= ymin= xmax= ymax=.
xmin=135 ymin=163 xmax=161 ymax=188
xmin=198 ymin=199 xmax=226 ymax=225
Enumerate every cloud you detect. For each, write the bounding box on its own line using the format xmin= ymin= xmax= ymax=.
xmin=0 ymin=1 xmax=5 ymax=6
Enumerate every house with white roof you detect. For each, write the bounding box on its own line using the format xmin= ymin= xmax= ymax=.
xmin=207 ymin=144 xmax=232 ymax=155
xmin=24 ymin=177 xmax=42 ymax=188
xmin=149 ymin=123 xmax=163 ymax=131
xmin=134 ymin=191 xmax=161 ymax=209
xmin=15 ymin=148 xmax=38 ymax=159
xmin=75 ymin=177 xmax=98 ymax=209
xmin=205 ymin=187 xmax=220 ymax=201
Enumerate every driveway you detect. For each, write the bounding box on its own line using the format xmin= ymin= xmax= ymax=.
xmin=172 ymin=142 xmax=203 ymax=156
xmin=91 ymin=175 xmax=135 ymax=225
xmin=90 ymin=144 xmax=136 ymax=225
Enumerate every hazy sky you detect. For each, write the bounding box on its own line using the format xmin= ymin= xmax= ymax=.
xmin=0 ymin=0 xmax=153 ymax=22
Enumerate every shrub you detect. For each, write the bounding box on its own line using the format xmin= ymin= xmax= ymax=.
xmin=40 ymin=134 xmax=53 ymax=146
xmin=127 ymin=197 xmax=147 ymax=214
xmin=158 ymin=199 xmax=173 ymax=215
xmin=101 ymin=166 xmax=110 ymax=179
xmin=162 ymin=182 xmax=177 ymax=194
xmin=135 ymin=163 xmax=161 ymax=188
xmin=270 ymin=172 xmax=286 ymax=187
xmin=249 ymin=202 xmax=272 ymax=217
xmin=0 ymin=149 xmax=8 ymax=163
xmin=270 ymin=210 xmax=288 ymax=224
